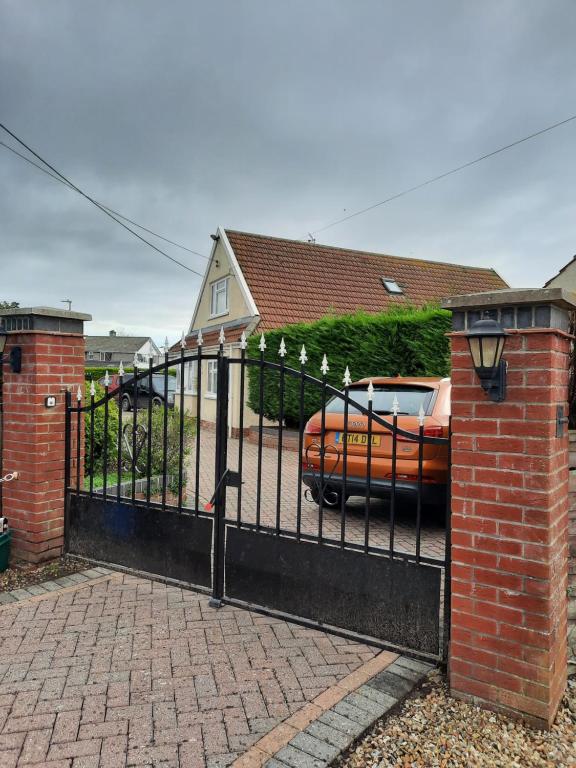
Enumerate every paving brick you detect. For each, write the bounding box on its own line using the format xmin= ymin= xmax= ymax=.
xmin=274 ymin=745 xmax=327 ymax=768
xmin=356 ymin=684 xmax=396 ymax=710
xmin=343 ymin=691 xmax=389 ymax=718
xmin=368 ymin=669 xmax=415 ymax=699
xmin=331 ymin=700 xmax=374 ymax=727
xmin=288 ymin=732 xmax=339 ymax=762
xmin=317 ymin=710 xmax=363 ymax=737
xmin=19 ymin=727 xmax=52 ymax=763
xmin=0 ymin=573 xmax=380 ymax=767
xmin=305 ymin=720 xmax=352 ymax=750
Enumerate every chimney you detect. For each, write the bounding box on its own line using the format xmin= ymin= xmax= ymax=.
xmin=109 ymin=330 xmax=117 ymax=336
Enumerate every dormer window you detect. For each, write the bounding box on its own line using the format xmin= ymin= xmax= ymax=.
xmin=381 ymin=277 xmax=403 ymax=294
xmin=210 ymin=278 xmax=229 ymax=317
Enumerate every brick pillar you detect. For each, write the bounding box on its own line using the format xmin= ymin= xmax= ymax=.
xmin=0 ymin=308 xmax=91 ymax=563
xmin=443 ymin=288 xmax=574 ymax=728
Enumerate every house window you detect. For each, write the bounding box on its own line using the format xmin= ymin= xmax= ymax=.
xmin=136 ymin=353 xmax=147 ymax=364
xmin=185 ymin=360 xmax=198 ymax=394
xmin=100 ymin=351 xmax=113 ymax=362
xmin=210 ymin=278 xmax=229 ymax=317
xmin=381 ymin=277 xmax=403 ymax=294
xmin=86 ymin=351 xmax=96 ymax=360
xmin=206 ymin=360 xmax=218 ymax=397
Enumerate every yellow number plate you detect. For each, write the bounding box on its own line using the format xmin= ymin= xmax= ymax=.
xmin=336 ymin=433 xmax=381 ymax=446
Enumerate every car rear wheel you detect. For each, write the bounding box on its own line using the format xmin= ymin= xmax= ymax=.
xmin=121 ymin=395 xmax=131 ymax=412
xmin=152 ymin=396 xmax=163 ymax=408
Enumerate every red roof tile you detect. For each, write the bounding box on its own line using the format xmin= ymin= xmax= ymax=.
xmin=169 ymin=320 xmax=252 ymax=352
xmin=225 ymin=230 xmax=508 ymax=330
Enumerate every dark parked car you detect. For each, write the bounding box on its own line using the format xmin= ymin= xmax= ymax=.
xmin=117 ymin=373 xmax=177 ymax=412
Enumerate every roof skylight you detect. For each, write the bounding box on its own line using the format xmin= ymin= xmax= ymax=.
xmin=381 ymin=277 xmax=403 ymax=294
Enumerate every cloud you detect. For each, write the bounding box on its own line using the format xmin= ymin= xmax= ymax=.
xmin=1 ymin=0 xmax=575 ymax=343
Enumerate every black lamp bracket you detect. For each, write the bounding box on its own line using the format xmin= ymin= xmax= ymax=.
xmin=0 ymin=347 xmax=22 ymax=373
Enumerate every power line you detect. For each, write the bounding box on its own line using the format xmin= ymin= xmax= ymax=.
xmin=308 ymin=112 xmax=576 ymax=237
xmin=0 ymin=141 xmax=209 ymax=260
xmin=0 ymin=123 xmax=207 ymax=275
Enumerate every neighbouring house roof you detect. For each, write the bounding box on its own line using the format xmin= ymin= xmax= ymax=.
xmin=85 ymin=336 xmax=152 ymax=354
xmin=224 ymin=230 xmax=509 ymax=330
xmin=544 ymin=255 xmax=576 ymax=287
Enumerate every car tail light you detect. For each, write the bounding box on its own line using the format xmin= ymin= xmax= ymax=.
xmin=397 ymin=425 xmax=444 ymax=441
xmin=304 ymin=419 xmax=322 ymax=435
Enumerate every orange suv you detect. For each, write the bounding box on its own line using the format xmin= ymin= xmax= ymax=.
xmin=303 ymin=377 xmax=451 ymax=508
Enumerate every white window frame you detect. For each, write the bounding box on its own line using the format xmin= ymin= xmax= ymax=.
xmin=206 ymin=360 xmax=218 ymax=398
xmin=100 ymin=351 xmax=112 ymax=362
xmin=86 ymin=351 xmax=96 ymax=360
xmin=210 ymin=278 xmax=229 ymax=318
xmin=185 ymin=360 xmax=198 ymax=395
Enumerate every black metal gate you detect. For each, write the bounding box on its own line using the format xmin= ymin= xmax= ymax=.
xmin=65 ymin=338 xmax=451 ymax=661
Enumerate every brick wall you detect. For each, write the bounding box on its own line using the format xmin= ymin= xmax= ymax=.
xmin=568 ymin=432 xmax=576 ymax=665
xmin=1 ymin=331 xmax=85 ymax=563
xmin=449 ymin=329 xmax=569 ymax=727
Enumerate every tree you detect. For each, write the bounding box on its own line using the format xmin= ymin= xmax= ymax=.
xmin=0 ymin=301 xmax=19 ymax=309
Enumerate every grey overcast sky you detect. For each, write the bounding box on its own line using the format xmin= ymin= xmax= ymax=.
xmin=1 ymin=1 xmax=575 ymax=344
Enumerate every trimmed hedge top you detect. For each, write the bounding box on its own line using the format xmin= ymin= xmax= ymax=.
xmin=246 ymin=306 xmax=451 ymax=425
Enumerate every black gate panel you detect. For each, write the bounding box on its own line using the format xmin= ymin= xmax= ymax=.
xmin=224 ymin=526 xmax=442 ymax=655
xmin=68 ymin=494 xmax=213 ymax=588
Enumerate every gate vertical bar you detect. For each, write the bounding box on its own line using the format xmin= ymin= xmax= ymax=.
xmin=210 ymin=354 xmax=229 ymax=608
xmin=63 ymin=390 xmax=72 ymax=553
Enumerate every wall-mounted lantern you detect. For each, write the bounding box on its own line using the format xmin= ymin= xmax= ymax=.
xmin=465 ymin=318 xmax=508 ymax=402
xmin=0 ymin=328 xmax=22 ymax=373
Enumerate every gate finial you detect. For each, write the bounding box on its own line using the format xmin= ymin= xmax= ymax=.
xmin=367 ymin=379 xmax=374 ymax=401
xmin=259 ymin=333 xmax=266 ymax=352
xmin=103 ymin=370 xmax=110 ymax=387
xmin=279 ymin=338 xmax=287 ymax=358
xmin=392 ymin=394 xmax=399 ymax=416
xmin=418 ymin=403 xmax=425 ymax=426
xmin=240 ymin=331 xmax=247 ymax=350
xmin=299 ymin=345 xmax=308 ymax=365
xmin=118 ymin=361 xmax=124 ymax=377
xmin=90 ymin=380 xmax=95 ymax=397
xmin=76 ymin=384 xmax=83 ymax=402
xmin=180 ymin=332 xmax=187 ymax=349
xmin=343 ymin=366 xmax=352 ymax=387
xmin=197 ymin=329 xmax=203 ymax=347
xmin=219 ymin=326 xmax=226 ymax=346
xmin=321 ymin=354 xmax=329 ymax=376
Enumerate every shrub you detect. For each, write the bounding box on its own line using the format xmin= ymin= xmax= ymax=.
xmin=85 ymin=382 xmax=194 ymax=491
xmin=84 ymin=382 xmax=119 ymax=475
xmin=247 ymin=306 xmax=451 ymax=425
xmin=144 ymin=407 xmax=195 ymax=483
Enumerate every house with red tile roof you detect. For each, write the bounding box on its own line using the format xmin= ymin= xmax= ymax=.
xmin=177 ymin=227 xmax=508 ymax=432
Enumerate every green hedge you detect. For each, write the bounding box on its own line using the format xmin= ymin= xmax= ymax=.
xmin=247 ymin=307 xmax=451 ymax=426
xmin=85 ymin=366 xmax=134 ymax=382
xmin=85 ymin=366 xmax=176 ymax=382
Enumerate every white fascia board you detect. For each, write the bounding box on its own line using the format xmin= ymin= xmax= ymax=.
xmin=219 ymin=226 xmax=260 ymax=318
xmin=188 ymin=235 xmax=220 ymax=335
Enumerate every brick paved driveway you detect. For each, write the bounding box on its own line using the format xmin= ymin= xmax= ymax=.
xmin=185 ymin=432 xmax=446 ymax=561
xmin=0 ymin=573 xmax=377 ymax=768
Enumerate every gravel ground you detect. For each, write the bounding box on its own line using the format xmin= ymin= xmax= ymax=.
xmin=337 ymin=670 xmax=576 ymax=768
xmin=0 ymin=555 xmax=85 ymax=592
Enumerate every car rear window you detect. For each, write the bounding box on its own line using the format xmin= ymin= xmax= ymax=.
xmin=326 ymin=385 xmax=435 ymax=416
xmin=152 ymin=375 xmax=177 ymax=393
